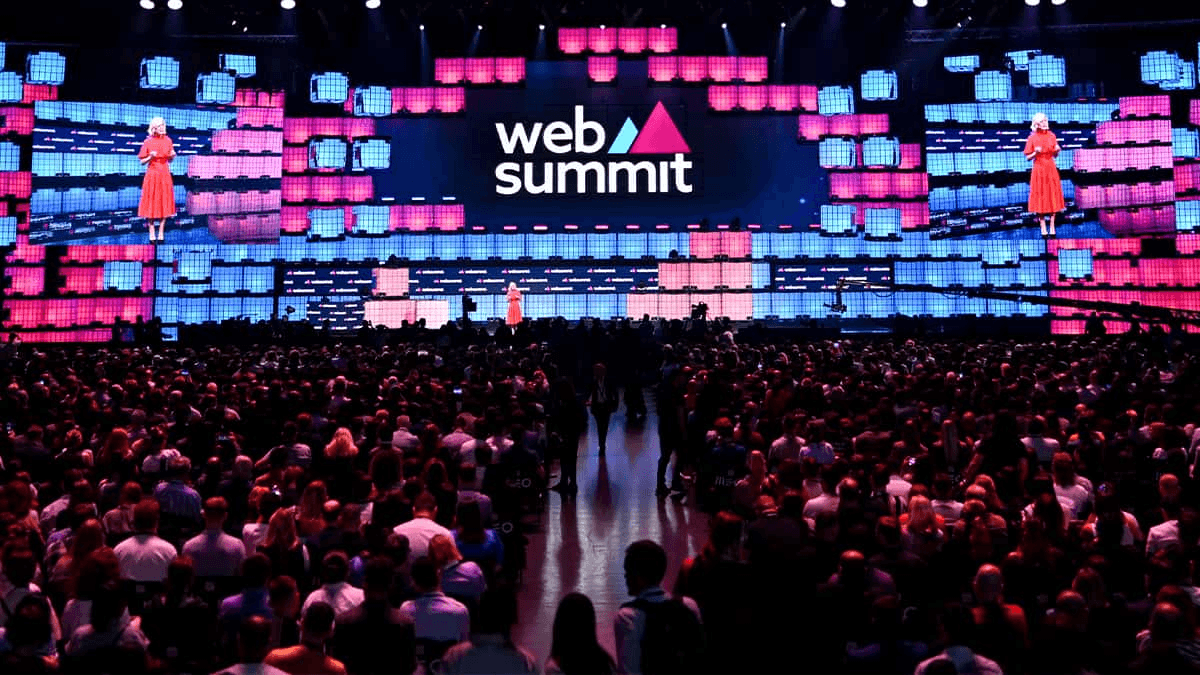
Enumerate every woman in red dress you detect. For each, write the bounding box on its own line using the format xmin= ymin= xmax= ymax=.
xmin=506 ymin=282 xmax=523 ymax=327
xmin=1024 ymin=112 xmax=1065 ymax=238
xmin=138 ymin=117 xmax=177 ymax=243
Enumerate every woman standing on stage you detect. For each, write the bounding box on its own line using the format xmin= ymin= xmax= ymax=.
xmin=506 ymin=282 xmax=523 ymax=327
xmin=1024 ymin=112 xmax=1065 ymax=239
xmin=138 ymin=117 xmax=177 ymax=243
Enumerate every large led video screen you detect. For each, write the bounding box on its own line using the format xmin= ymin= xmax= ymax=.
xmin=28 ymin=101 xmax=282 ymax=245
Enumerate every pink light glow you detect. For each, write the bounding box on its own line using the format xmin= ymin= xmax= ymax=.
xmin=679 ymin=56 xmax=707 ymax=82
xmin=403 ymin=88 xmax=435 ymax=114
xmin=495 ymin=57 xmax=525 ymax=83
xmin=588 ymin=27 xmax=617 ymax=53
xmin=0 ymin=172 xmax=31 ymax=199
xmin=465 ymin=58 xmax=496 ymax=84
xmin=1191 ymin=99 xmax=1200 ymax=127
xmin=6 ymin=267 xmax=43 ymax=296
xmin=707 ymin=85 xmax=736 ymax=111
xmin=434 ymin=87 xmax=465 ymax=113
xmin=798 ymin=115 xmax=828 ymax=141
xmin=766 ymin=85 xmax=799 ymax=111
xmin=435 ymin=58 xmax=466 ymax=84
xmin=1074 ymin=145 xmax=1173 ymax=172
xmin=236 ymin=107 xmax=284 ymax=128
xmin=689 ymin=231 xmax=751 ymax=258
xmin=1118 ymin=95 xmax=1171 ymax=119
xmin=647 ymin=27 xmax=678 ymax=53
xmin=648 ymin=56 xmax=678 ymax=82
xmin=558 ymin=28 xmax=587 ymax=54
xmin=210 ymin=129 xmax=284 ymax=154
xmin=21 ymin=84 xmax=57 ymax=103
xmin=1177 ymin=164 xmax=1200 ymax=192
xmin=1095 ymin=119 xmax=1171 ymax=145
xmin=737 ymin=85 xmax=767 ymax=111
xmin=618 ymin=27 xmax=648 ymax=52
xmin=374 ymin=268 xmax=410 ymax=296
xmin=737 ymin=56 xmax=768 ymax=82
xmin=707 ymin=57 xmax=735 ymax=82
xmin=186 ymin=155 xmax=282 ymax=180
xmin=282 ymin=146 xmax=308 ymax=174
xmin=899 ymin=144 xmax=923 ymax=169
xmin=433 ymin=204 xmax=466 ymax=231
xmin=588 ymin=56 xmax=618 ymax=83
xmin=0 ymin=107 xmax=34 ymax=135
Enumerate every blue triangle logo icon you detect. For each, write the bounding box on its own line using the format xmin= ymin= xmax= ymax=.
xmin=608 ymin=117 xmax=639 ymax=154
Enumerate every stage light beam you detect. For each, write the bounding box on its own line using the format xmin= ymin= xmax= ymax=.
xmin=721 ymin=22 xmax=727 ymax=29
xmin=139 ymin=0 xmax=155 ymax=8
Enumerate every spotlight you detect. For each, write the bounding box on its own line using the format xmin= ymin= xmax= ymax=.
xmin=660 ymin=23 xmax=666 ymax=29
xmin=1025 ymin=0 xmax=1039 ymax=5
xmin=913 ymin=0 xmax=927 ymax=6
xmin=365 ymin=0 xmax=379 ymax=7
xmin=831 ymin=0 xmax=846 ymax=7
xmin=1051 ymin=0 xmax=1065 ymax=4
xmin=477 ymin=24 xmax=482 ymax=30
xmin=242 ymin=26 xmax=248 ymax=32
xmin=231 ymin=19 xmax=237 ymax=25
xmin=721 ymin=22 xmax=727 ymax=29
xmin=280 ymin=0 xmax=295 ymax=8
xmin=139 ymin=0 xmax=155 ymax=8
xmin=539 ymin=24 xmax=545 ymax=30
xmin=780 ymin=21 xmax=786 ymax=27
xmin=167 ymin=0 xmax=182 ymax=8
xmin=599 ymin=24 xmax=605 ymax=29
xmin=419 ymin=24 xmax=425 ymax=30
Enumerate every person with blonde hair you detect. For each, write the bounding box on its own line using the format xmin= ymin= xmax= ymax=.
xmin=323 ymin=428 xmax=358 ymax=460
xmin=903 ymin=494 xmax=945 ymax=559
xmin=137 ymin=116 xmax=177 ymax=243
xmin=506 ymin=282 xmax=522 ymax=327
xmin=1024 ymin=112 xmax=1064 ymax=238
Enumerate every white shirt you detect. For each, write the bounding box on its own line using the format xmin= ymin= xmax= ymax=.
xmin=302 ymin=582 xmax=365 ymax=616
xmin=391 ymin=428 xmax=421 ymax=452
xmin=113 ymin=533 xmax=178 ymax=582
xmin=442 ymin=430 xmax=474 ymax=454
xmin=398 ymin=592 xmax=470 ymax=642
xmin=393 ymin=517 xmax=453 ymax=565
xmin=932 ymin=499 xmax=964 ymax=524
xmin=243 ymin=523 xmax=269 ymax=556
xmin=1147 ymin=519 xmax=1181 ymax=557
xmin=767 ymin=435 xmax=806 ymax=467
xmin=1054 ymin=482 xmax=1092 ymax=519
xmin=613 ymin=587 xmax=701 ymax=675
xmin=803 ymin=493 xmax=839 ymax=520
xmin=1021 ymin=436 xmax=1061 ymax=464
xmin=886 ymin=476 xmax=913 ymax=500
xmin=442 ymin=561 xmax=487 ymax=602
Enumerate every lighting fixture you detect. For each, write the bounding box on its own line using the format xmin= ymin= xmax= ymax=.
xmin=365 ymin=0 xmax=380 ymax=8
xmin=139 ymin=0 xmax=155 ymax=8
xmin=167 ymin=0 xmax=182 ymax=9
xmin=280 ymin=0 xmax=296 ymax=9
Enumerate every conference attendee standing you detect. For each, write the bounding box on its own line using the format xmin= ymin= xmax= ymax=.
xmin=588 ymin=363 xmax=618 ymax=457
xmin=548 ymin=377 xmax=587 ymax=495
xmin=547 ymin=592 xmax=616 ymax=675
xmin=137 ymin=116 xmax=177 ymax=244
xmin=506 ymin=282 xmax=523 ymax=327
xmin=1025 ymin=112 xmax=1065 ymax=238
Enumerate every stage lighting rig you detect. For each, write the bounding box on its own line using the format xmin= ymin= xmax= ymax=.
xmin=167 ymin=0 xmax=182 ymax=9
xmin=139 ymin=0 xmax=155 ymax=9
xmin=280 ymin=0 xmax=296 ymax=9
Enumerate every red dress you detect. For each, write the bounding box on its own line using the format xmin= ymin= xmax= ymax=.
xmin=137 ymin=135 xmax=177 ymax=219
xmin=506 ymin=288 xmax=522 ymax=326
xmin=1025 ymin=129 xmax=1065 ymax=215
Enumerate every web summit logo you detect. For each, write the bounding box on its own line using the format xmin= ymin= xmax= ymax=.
xmin=494 ymin=102 xmax=694 ymax=196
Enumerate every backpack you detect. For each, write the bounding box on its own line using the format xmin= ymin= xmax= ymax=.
xmin=623 ymin=597 xmax=705 ymax=675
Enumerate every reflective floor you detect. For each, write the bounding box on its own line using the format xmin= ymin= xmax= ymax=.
xmin=512 ymin=406 xmax=710 ymax=665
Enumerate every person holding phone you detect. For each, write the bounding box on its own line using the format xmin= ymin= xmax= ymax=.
xmin=1024 ymin=112 xmax=1065 ymax=239
xmin=138 ymin=117 xmax=178 ymax=244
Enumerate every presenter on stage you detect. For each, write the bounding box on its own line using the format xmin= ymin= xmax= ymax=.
xmin=1024 ymin=112 xmax=1064 ymax=239
xmin=138 ymin=117 xmax=177 ymax=243
xmin=506 ymin=282 xmax=523 ymax=327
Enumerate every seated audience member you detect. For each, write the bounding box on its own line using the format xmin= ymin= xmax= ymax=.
xmin=267 ymin=576 xmax=302 ymax=650
xmin=213 ymin=616 xmax=290 ymax=675
xmin=141 ymin=555 xmax=212 ymax=671
xmin=183 ymin=496 xmax=246 ymax=578
xmin=0 ymin=544 xmax=61 ymax=643
xmin=101 ymin=481 xmax=141 ymax=546
xmin=62 ymin=581 xmax=150 ymax=673
xmin=914 ymin=604 xmax=1003 ymax=675
xmin=970 ymin=563 xmax=1029 ymax=671
xmin=398 ymin=556 xmax=471 ymax=644
xmin=546 ymin=592 xmax=615 ymax=675
xmin=333 ymin=556 xmax=416 ymax=675
xmin=257 ymin=508 xmax=309 ymax=586
xmin=112 ymin=498 xmax=178 ymax=583
xmin=441 ymin=587 xmax=539 ymax=675
xmin=429 ymin=534 xmax=487 ymax=608
xmin=393 ymin=493 xmax=453 ymax=565
xmin=454 ymin=500 xmax=504 ymax=582
xmin=264 ymin=602 xmax=347 ymax=675
xmin=0 ymin=593 xmax=57 ymax=672
xmin=456 ymin=466 xmax=494 ymax=525
xmin=218 ymin=553 xmax=275 ymax=650
xmin=302 ymin=552 xmax=365 ymax=616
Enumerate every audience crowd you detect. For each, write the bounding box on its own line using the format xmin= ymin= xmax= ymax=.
xmin=0 ymin=318 xmax=1198 ymax=675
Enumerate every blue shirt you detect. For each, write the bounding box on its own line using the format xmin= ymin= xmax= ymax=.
xmin=218 ymin=587 xmax=272 ymax=640
xmin=154 ymin=480 xmax=202 ymax=523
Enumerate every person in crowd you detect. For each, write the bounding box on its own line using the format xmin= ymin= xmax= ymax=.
xmin=62 ymin=580 xmax=150 ymax=673
xmin=545 ymin=592 xmax=614 ymax=675
xmin=218 ymin=553 xmax=275 ymax=649
xmin=588 ymin=363 xmax=618 ymax=457
xmin=263 ymin=602 xmax=347 ymax=675
xmin=393 ymin=492 xmax=453 ymax=565
xmin=440 ymin=587 xmax=539 ymax=675
xmin=257 ymin=507 xmax=309 ymax=585
xmin=183 ymin=496 xmax=246 ymax=578
xmin=429 ymin=534 xmax=487 ymax=608
xmin=112 ymin=498 xmax=178 ymax=583
xmin=397 ymin=556 xmax=471 ymax=643
xmin=614 ymin=540 xmax=703 ymax=675
xmin=213 ymin=616 xmax=290 ymax=675
xmin=333 ymin=556 xmax=416 ymax=675
xmin=302 ymin=551 xmax=365 ymax=616
xmin=140 ymin=555 xmax=211 ymax=672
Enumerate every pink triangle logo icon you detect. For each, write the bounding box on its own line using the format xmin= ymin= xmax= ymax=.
xmin=628 ymin=101 xmax=690 ymax=154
